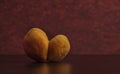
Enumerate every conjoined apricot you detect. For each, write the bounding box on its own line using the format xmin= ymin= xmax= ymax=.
xmin=23 ymin=28 xmax=70 ymax=62
xmin=48 ymin=35 xmax=70 ymax=62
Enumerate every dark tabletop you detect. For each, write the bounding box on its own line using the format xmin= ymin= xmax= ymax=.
xmin=0 ymin=55 xmax=120 ymax=74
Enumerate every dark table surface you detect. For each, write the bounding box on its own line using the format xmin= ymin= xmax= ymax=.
xmin=0 ymin=55 xmax=120 ymax=74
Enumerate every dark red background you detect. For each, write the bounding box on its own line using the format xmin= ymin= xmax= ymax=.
xmin=0 ymin=0 xmax=120 ymax=55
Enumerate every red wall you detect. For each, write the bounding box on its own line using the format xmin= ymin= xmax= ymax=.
xmin=0 ymin=0 xmax=120 ymax=55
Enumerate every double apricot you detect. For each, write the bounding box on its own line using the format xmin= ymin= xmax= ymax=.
xmin=23 ymin=28 xmax=70 ymax=62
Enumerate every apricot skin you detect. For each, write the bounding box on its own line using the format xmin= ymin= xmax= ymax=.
xmin=23 ymin=28 xmax=49 ymax=62
xmin=48 ymin=35 xmax=70 ymax=62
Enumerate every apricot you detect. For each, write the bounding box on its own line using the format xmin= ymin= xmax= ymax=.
xmin=23 ymin=28 xmax=49 ymax=62
xmin=48 ymin=35 xmax=70 ymax=62
xmin=23 ymin=28 xmax=70 ymax=62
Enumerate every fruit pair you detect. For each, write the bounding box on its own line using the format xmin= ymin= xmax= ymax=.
xmin=23 ymin=28 xmax=70 ymax=62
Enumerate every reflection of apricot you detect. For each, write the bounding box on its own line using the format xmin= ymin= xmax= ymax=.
xmin=33 ymin=64 xmax=49 ymax=74
xmin=27 ymin=63 xmax=71 ymax=74
xmin=23 ymin=28 xmax=49 ymax=62
xmin=48 ymin=35 xmax=70 ymax=62
xmin=28 ymin=63 xmax=49 ymax=74
xmin=49 ymin=63 xmax=71 ymax=74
